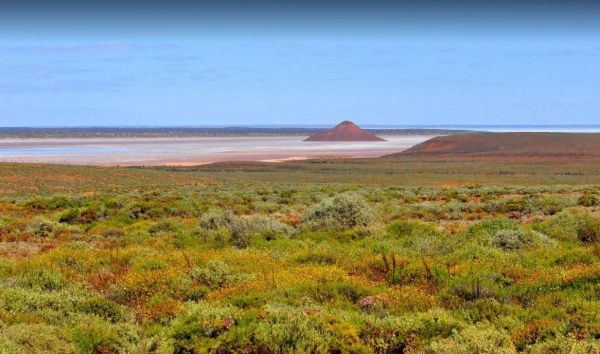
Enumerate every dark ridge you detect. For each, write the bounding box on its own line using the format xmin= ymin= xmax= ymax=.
xmin=391 ymin=132 xmax=600 ymax=157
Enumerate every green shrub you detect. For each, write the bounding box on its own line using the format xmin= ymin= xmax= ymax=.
xmin=73 ymin=206 xmax=108 ymax=224
xmin=525 ymin=336 xmax=600 ymax=354
xmin=133 ymin=258 xmax=168 ymax=271
xmin=229 ymin=218 xmax=251 ymax=249
xmin=386 ymin=220 xmax=448 ymax=255
xmin=25 ymin=195 xmax=80 ymax=210
xmin=387 ymin=220 xmax=439 ymax=238
xmin=79 ymin=297 xmax=123 ymax=322
xmin=247 ymin=216 xmax=293 ymax=241
xmin=101 ymin=227 xmax=125 ymax=238
xmin=578 ymin=193 xmax=599 ymax=207
xmin=537 ymin=209 xmax=600 ymax=243
xmin=198 ymin=209 xmax=251 ymax=248
xmin=491 ymin=229 xmax=554 ymax=251
xmin=0 ymin=288 xmax=78 ymax=325
xmin=304 ymin=280 xmax=367 ymax=304
xmin=524 ymin=196 xmax=572 ymax=215
xmin=302 ymin=193 xmax=374 ymax=230
xmin=427 ymin=324 xmax=517 ymax=353
xmin=0 ymin=337 xmax=24 ymax=354
xmin=191 ymin=261 xmax=249 ymax=290
xmin=183 ymin=286 xmax=210 ymax=302
xmin=251 ymin=304 xmax=336 ymax=353
xmin=361 ymin=309 xmax=463 ymax=352
xmin=2 ymin=323 xmax=76 ymax=354
xmin=466 ymin=218 xmax=522 ymax=239
xmin=464 ymin=218 xmax=554 ymax=250
xmin=576 ymin=214 xmax=600 ymax=243
xmin=551 ymin=248 xmax=596 ymax=266
xmin=168 ymin=302 xmax=239 ymax=352
xmin=70 ymin=321 xmax=120 ymax=354
xmin=26 ymin=218 xmax=57 ymax=238
xmin=148 ymin=219 xmax=180 ymax=235
xmin=58 ymin=208 xmax=80 ymax=223
xmin=25 ymin=268 xmax=64 ymax=291
xmin=447 ymin=270 xmax=502 ymax=302
xmin=199 ymin=209 xmax=234 ymax=230
xmin=296 ymin=252 xmax=337 ymax=265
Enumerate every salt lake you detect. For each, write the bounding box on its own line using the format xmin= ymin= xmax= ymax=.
xmin=0 ymin=135 xmax=434 ymax=165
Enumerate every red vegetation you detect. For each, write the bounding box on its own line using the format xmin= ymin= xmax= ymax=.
xmin=304 ymin=121 xmax=385 ymax=141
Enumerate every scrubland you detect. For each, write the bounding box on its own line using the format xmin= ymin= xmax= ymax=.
xmin=0 ymin=160 xmax=599 ymax=353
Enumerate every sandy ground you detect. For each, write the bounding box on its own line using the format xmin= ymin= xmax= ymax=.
xmin=0 ymin=135 xmax=435 ymax=166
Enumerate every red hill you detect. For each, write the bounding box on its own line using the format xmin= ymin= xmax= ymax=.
xmin=304 ymin=121 xmax=385 ymax=142
xmin=394 ymin=132 xmax=600 ymax=157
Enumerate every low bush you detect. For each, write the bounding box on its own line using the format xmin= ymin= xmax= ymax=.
xmin=250 ymin=304 xmax=361 ymax=353
xmin=491 ymin=229 xmax=554 ymax=251
xmin=537 ymin=209 xmax=600 ymax=243
xmin=2 ymin=323 xmax=76 ymax=354
xmin=229 ymin=218 xmax=251 ymax=249
xmin=427 ymin=324 xmax=517 ymax=353
xmin=26 ymin=218 xmax=58 ymax=238
xmin=296 ymin=251 xmax=337 ymax=265
xmin=199 ymin=209 xmax=235 ymax=230
xmin=168 ymin=302 xmax=239 ymax=352
xmin=463 ymin=218 xmax=554 ymax=250
xmin=101 ymin=227 xmax=125 ymax=238
xmin=386 ymin=220 xmax=449 ymax=255
xmin=198 ymin=209 xmax=251 ymax=248
xmin=148 ymin=219 xmax=180 ymax=235
xmin=246 ymin=216 xmax=293 ymax=241
xmin=0 ymin=337 xmax=24 ymax=354
xmin=466 ymin=218 xmax=523 ymax=239
xmin=25 ymin=268 xmax=64 ymax=291
xmin=79 ymin=297 xmax=123 ymax=322
xmin=302 ymin=193 xmax=374 ymax=230
xmin=75 ymin=206 xmax=108 ymax=224
xmin=525 ymin=335 xmax=600 ymax=354
xmin=0 ymin=287 xmax=78 ymax=325
xmin=191 ymin=261 xmax=249 ymax=290
xmin=58 ymin=208 xmax=80 ymax=224
xmin=70 ymin=321 xmax=121 ymax=354
xmin=576 ymin=214 xmax=600 ymax=243
xmin=361 ymin=308 xmax=463 ymax=352
xmin=387 ymin=220 xmax=440 ymax=239
xmin=578 ymin=193 xmax=599 ymax=207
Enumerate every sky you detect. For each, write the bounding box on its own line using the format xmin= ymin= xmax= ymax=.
xmin=1 ymin=1 xmax=600 ymax=127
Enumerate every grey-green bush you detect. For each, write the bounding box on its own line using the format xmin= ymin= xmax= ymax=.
xmin=492 ymin=229 xmax=554 ymax=251
xmin=26 ymin=218 xmax=58 ymax=238
xmin=191 ymin=261 xmax=250 ymax=290
xmin=247 ymin=216 xmax=293 ymax=240
xmin=302 ymin=193 xmax=374 ymax=230
xmin=427 ymin=324 xmax=517 ymax=354
xmin=198 ymin=209 xmax=251 ymax=248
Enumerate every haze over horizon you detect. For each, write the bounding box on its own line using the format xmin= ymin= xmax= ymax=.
xmin=2 ymin=1 xmax=600 ymax=127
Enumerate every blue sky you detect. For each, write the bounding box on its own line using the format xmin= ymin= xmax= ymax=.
xmin=1 ymin=1 xmax=599 ymax=127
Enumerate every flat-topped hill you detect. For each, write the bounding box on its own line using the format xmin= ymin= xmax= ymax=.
xmin=394 ymin=132 xmax=600 ymax=157
xmin=305 ymin=121 xmax=385 ymax=141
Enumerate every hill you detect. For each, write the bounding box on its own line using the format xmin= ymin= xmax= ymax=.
xmin=304 ymin=121 xmax=385 ymax=141
xmin=394 ymin=132 xmax=600 ymax=157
